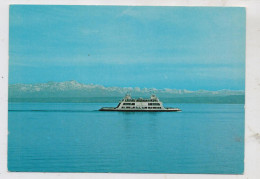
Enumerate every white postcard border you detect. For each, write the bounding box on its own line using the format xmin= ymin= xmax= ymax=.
xmin=1 ymin=0 xmax=260 ymax=179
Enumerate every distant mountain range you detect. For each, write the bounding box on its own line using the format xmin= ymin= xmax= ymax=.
xmin=8 ymin=80 xmax=245 ymax=103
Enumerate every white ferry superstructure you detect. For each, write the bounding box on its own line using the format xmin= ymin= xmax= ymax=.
xmin=99 ymin=94 xmax=181 ymax=112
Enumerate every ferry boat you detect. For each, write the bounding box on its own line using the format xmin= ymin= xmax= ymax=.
xmin=99 ymin=94 xmax=181 ymax=112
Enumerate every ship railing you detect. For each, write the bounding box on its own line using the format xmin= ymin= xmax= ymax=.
xmin=124 ymin=99 xmax=159 ymax=102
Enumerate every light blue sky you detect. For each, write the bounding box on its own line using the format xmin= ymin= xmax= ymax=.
xmin=9 ymin=6 xmax=245 ymax=90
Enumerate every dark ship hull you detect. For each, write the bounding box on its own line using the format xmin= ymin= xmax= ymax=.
xmin=99 ymin=107 xmax=181 ymax=112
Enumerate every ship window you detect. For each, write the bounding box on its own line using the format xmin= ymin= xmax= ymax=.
xmin=148 ymin=103 xmax=160 ymax=106
xmin=148 ymin=107 xmax=152 ymax=109
xmin=126 ymin=107 xmax=130 ymax=108
xmin=123 ymin=103 xmax=136 ymax=105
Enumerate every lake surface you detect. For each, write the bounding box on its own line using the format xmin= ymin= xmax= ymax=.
xmin=8 ymin=103 xmax=244 ymax=174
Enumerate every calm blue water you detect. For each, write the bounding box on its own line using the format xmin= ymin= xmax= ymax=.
xmin=8 ymin=103 xmax=244 ymax=174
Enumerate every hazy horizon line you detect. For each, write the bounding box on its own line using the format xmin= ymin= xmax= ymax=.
xmin=9 ymin=80 xmax=245 ymax=92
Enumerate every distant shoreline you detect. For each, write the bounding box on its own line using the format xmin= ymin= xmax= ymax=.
xmin=8 ymin=95 xmax=245 ymax=104
xmin=8 ymin=81 xmax=245 ymax=104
